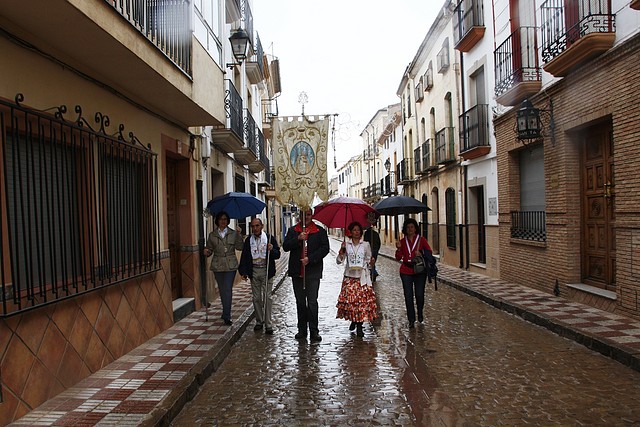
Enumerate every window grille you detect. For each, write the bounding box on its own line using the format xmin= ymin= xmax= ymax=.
xmin=445 ymin=187 xmax=456 ymax=248
xmin=0 ymin=95 xmax=159 ymax=317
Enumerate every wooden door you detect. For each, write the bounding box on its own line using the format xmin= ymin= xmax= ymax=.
xmin=582 ymin=123 xmax=615 ymax=290
xmin=166 ymin=158 xmax=181 ymax=299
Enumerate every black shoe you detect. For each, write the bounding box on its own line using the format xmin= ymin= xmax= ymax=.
xmin=294 ymin=332 xmax=307 ymax=340
xmin=254 ymin=324 xmax=263 ymax=331
xmin=223 ymin=318 xmax=233 ymax=326
xmin=356 ymin=323 xmax=364 ymax=337
xmin=265 ymin=327 xmax=274 ymax=335
xmin=349 ymin=322 xmax=356 ymax=331
xmin=310 ymin=334 xmax=322 ymax=342
xmin=409 ymin=322 xmax=415 ymax=329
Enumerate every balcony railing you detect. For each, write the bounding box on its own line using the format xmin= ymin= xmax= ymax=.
xmin=106 ymin=0 xmax=192 ymax=76
xmin=397 ymin=158 xmax=412 ymax=183
xmin=437 ymin=45 xmax=450 ymax=73
xmin=381 ymin=174 xmax=396 ymax=196
xmin=511 ymin=211 xmax=547 ymax=242
xmin=364 ymin=183 xmax=382 ymax=200
xmin=244 ymin=109 xmax=258 ymax=156
xmin=246 ymin=33 xmax=265 ymax=84
xmin=258 ymin=130 xmax=268 ymax=168
xmin=241 ymin=0 xmax=255 ymax=48
xmin=540 ymin=0 xmax=615 ymax=65
xmin=453 ymin=0 xmax=485 ymax=52
xmin=495 ymin=26 xmax=541 ymax=100
xmin=459 ymin=104 xmax=490 ymax=152
xmin=414 ymin=146 xmax=422 ymax=175
xmin=226 ymin=79 xmax=243 ymax=140
xmin=435 ymin=127 xmax=456 ymax=164
xmin=422 ymin=140 xmax=435 ymax=171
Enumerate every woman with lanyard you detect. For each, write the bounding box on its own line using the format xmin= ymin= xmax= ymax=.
xmin=204 ymin=211 xmax=244 ymax=325
xmin=395 ymin=217 xmax=433 ymax=328
xmin=336 ymin=221 xmax=378 ymax=337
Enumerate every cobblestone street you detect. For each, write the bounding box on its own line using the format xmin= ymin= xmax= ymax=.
xmin=172 ymin=239 xmax=640 ymax=426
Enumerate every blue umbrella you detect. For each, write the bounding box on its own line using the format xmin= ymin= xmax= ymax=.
xmin=206 ymin=192 xmax=266 ymax=219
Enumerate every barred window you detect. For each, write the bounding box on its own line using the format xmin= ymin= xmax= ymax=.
xmin=1 ymin=96 xmax=159 ymax=316
xmin=445 ymin=187 xmax=456 ymax=249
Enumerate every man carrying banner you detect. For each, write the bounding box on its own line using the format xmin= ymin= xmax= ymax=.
xmin=273 ymin=114 xmax=331 ymax=342
xmin=283 ymin=208 xmax=329 ymax=342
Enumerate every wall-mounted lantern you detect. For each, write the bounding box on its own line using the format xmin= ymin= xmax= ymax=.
xmin=516 ymin=98 xmax=555 ymax=146
xmin=227 ymin=28 xmax=251 ymax=68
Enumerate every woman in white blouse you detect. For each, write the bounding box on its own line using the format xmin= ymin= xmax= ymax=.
xmin=336 ymin=221 xmax=379 ymax=337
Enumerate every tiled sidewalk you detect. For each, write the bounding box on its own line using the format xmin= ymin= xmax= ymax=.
xmin=10 ymin=256 xmax=290 ymax=427
xmin=377 ymin=243 xmax=640 ymax=372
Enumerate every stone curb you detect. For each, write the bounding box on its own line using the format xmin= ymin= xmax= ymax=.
xmin=143 ymin=261 xmax=290 ymax=427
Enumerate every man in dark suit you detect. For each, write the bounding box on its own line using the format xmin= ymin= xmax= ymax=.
xmin=282 ymin=208 xmax=330 ymax=342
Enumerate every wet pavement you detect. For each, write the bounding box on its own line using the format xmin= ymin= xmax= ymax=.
xmin=11 ymin=237 xmax=640 ymax=426
xmin=171 ymin=239 xmax=640 ymax=426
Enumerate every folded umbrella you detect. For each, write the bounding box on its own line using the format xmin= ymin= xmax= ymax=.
xmin=206 ymin=192 xmax=266 ymax=219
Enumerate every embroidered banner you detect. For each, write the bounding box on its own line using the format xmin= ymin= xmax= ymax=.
xmin=272 ymin=115 xmax=329 ymax=208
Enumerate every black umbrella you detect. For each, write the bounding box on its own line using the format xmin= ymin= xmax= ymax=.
xmin=372 ymin=195 xmax=431 ymax=215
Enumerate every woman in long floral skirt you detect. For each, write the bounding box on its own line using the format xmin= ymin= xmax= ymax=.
xmin=336 ymin=221 xmax=379 ymax=337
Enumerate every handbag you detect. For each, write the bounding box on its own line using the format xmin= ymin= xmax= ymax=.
xmin=410 ymin=255 xmax=426 ymax=274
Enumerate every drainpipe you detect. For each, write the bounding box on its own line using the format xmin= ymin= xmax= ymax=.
xmin=458 ymin=42 xmax=470 ymax=270
xmin=196 ymin=179 xmax=207 ymax=308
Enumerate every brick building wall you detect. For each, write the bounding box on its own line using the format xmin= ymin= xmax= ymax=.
xmin=495 ymin=32 xmax=640 ymax=320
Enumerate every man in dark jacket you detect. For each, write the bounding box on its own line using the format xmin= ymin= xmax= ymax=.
xmin=282 ymin=208 xmax=330 ymax=342
xmin=239 ymin=218 xmax=281 ymax=335
xmin=363 ymin=212 xmax=381 ymax=283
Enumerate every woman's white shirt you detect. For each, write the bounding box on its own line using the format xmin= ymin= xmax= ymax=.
xmin=337 ymin=239 xmax=372 ymax=278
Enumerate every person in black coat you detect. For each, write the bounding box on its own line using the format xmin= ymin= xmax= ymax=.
xmin=238 ymin=218 xmax=281 ymax=335
xmin=282 ymin=208 xmax=330 ymax=342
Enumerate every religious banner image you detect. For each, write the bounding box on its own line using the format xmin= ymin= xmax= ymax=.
xmin=272 ymin=115 xmax=329 ymax=208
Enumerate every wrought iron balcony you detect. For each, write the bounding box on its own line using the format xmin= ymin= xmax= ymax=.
xmin=211 ymin=80 xmax=244 ymax=154
xmin=459 ymin=104 xmax=491 ymax=160
xmin=381 ymin=174 xmax=396 ymax=196
xmin=453 ymin=0 xmax=486 ymax=52
xmin=435 ymin=127 xmax=456 ymax=164
xmin=437 ymin=44 xmax=450 ymax=73
xmin=106 ymin=0 xmax=192 ymax=76
xmin=414 ymin=146 xmax=422 ymax=175
xmin=511 ymin=211 xmax=547 ymax=242
xmin=424 ymin=67 xmax=434 ymax=91
xmin=422 ymin=139 xmax=438 ymax=172
xmin=494 ymin=26 xmax=542 ymax=106
xmin=246 ymin=33 xmax=265 ymax=85
xmin=237 ymin=109 xmax=259 ymax=166
xmin=249 ymin=127 xmax=267 ymax=174
xmin=397 ymin=158 xmax=413 ymax=184
xmin=540 ymin=0 xmax=615 ymax=77
xmin=363 ymin=183 xmax=382 ymax=201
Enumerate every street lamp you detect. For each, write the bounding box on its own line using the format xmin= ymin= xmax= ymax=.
xmin=227 ymin=28 xmax=251 ymax=68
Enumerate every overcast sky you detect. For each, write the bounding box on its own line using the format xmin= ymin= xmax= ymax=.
xmin=253 ymin=0 xmax=441 ymax=178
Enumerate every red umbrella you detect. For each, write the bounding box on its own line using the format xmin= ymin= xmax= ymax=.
xmin=313 ymin=196 xmax=378 ymax=230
